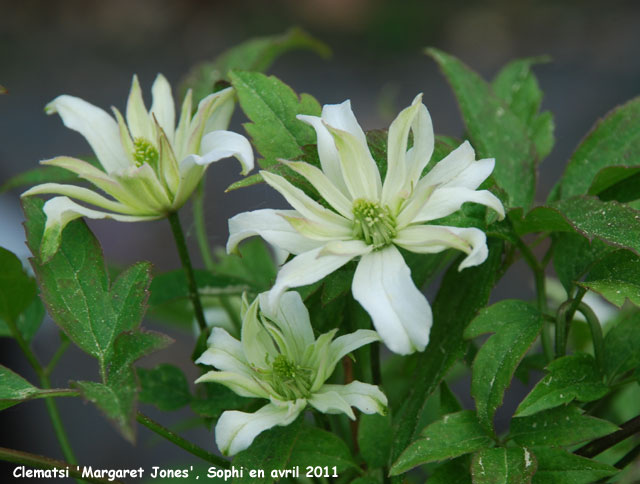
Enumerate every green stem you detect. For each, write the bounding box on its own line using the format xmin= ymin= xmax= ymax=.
xmin=136 ymin=412 xmax=229 ymax=468
xmin=168 ymin=211 xmax=207 ymax=333
xmin=576 ymin=414 xmax=640 ymax=458
xmin=0 ymin=447 xmax=119 ymax=484
xmin=575 ymin=302 xmax=605 ymax=371
xmin=516 ymin=238 xmax=552 ymax=362
xmin=4 ymin=317 xmax=42 ymax=374
xmin=44 ymin=338 xmax=70 ymax=377
xmin=193 ymin=179 xmax=216 ymax=270
xmin=555 ymin=300 xmax=572 ymax=359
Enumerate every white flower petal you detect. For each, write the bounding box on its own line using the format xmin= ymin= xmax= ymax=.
xmin=241 ymin=297 xmax=278 ymax=369
xmin=45 ymin=95 xmax=129 ymax=173
xmin=174 ymin=89 xmax=193 ymax=159
xmin=413 ymin=186 xmax=505 ymax=223
xmin=421 ymin=140 xmax=475 ymax=187
xmin=196 ymin=327 xmax=249 ymax=374
xmin=319 ymin=239 xmax=372 ymax=257
xmin=186 ymin=87 xmax=235 ymax=155
xmin=406 ymin=101 xmax=434 ymax=185
xmin=269 ymin=246 xmax=356 ymax=308
xmin=324 ymin=330 xmax=380 ymax=379
xmin=352 ymin=246 xmax=432 ymax=355
xmin=227 ymin=209 xmax=323 ymax=256
xmin=320 ymin=381 xmax=388 ymax=415
xmin=125 ymin=75 xmax=154 ymax=141
xmin=39 ymin=196 xmax=156 ymax=261
xmin=296 ymin=114 xmax=349 ymax=195
xmin=447 ymin=226 xmax=489 ymax=270
xmin=308 ymin=390 xmax=355 ymax=419
xmin=215 ymin=400 xmax=305 ymax=456
xmin=195 ymin=130 xmax=254 ymax=175
xmin=443 ymin=158 xmax=495 ymax=190
xmin=195 ymin=370 xmax=269 ymax=400
xmin=258 ymin=291 xmax=314 ymax=361
xmin=150 ymin=73 xmax=176 ymax=143
xmin=261 ymin=171 xmax=351 ymax=229
xmin=322 ymin=100 xmax=368 ymax=147
xmin=111 ymin=163 xmax=172 ymax=211
xmin=283 ymin=215 xmax=353 ymax=242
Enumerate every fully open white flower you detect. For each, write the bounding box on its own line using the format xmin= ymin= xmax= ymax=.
xmin=195 ymin=291 xmax=386 ymax=456
xmin=227 ymin=95 xmax=504 ymax=355
xmin=22 ymin=74 xmax=253 ymax=260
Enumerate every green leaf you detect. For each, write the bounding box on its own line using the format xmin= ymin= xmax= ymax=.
xmin=464 ymin=300 xmax=543 ymax=432
xmin=389 ymin=241 xmax=503 ymax=479
xmin=0 ymin=290 xmax=44 ymax=343
xmin=148 ymin=269 xmax=246 ymax=307
xmin=320 ymin=266 xmax=353 ymax=305
xmin=358 ymin=413 xmax=392 ymax=469
xmin=531 ymin=447 xmax=617 ymax=484
xmin=0 ymin=247 xmax=36 ymax=324
xmin=226 ymin=172 xmax=263 ymax=192
xmin=508 ymin=405 xmax=618 ymax=447
xmin=578 ymin=250 xmax=640 ymax=307
xmin=181 ymin=28 xmax=330 ymax=104
xmin=427 ymin=456 xmax=472 ymax=484
xmin=471 ymin=447 xmax=537 ymax=484
xmin=0 ymin=365 xmax=39 ymax=410
xmin=232 ymin=418 xmax=355 ymax=484
xmin=603 ymin=310 xmax=640 ymax=381
xmin=515 ymin=353 xmax=609 ymax=417
xmin=559 ymin=96 xmax=640 ymax=199
xmin=588 ymin=165 xmax=640 ymax=202
xmin=214 ymin=238 xmax=277 ymax=293
xmin=390 ymin=411 xmax=493 ymax=475
xmin=552 ymin=233 xmax=612 ymax=293
xmin=492 ymin=56 xmax=554 ymax=160
xmin=427 ymin=48 xmax=537 ymax=209
xmin=230 ymin=70 xmax=321 ymax=170
xmin=138 ymin=364 xmax=191 ymax=411
xmin=439 ymin=381 xmax=463 ymax=416
xmin=23 ymin=197 xmax=155 ymax=371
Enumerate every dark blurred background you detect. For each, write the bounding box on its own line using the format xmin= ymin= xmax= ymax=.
xmin=1 ymin=0 xmax=640 ymax=480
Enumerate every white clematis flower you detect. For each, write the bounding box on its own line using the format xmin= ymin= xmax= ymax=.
xmin=22 ymin=74 xmax=253 ymax=260
xmin=227 ymin=95 xmax=504 ymax=355
xmin=195 ymin=291 xmax=386 ymax=456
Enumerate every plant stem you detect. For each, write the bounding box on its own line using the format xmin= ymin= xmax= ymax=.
xmin=136 ymin=412 xmax=229 ymax=468
xmin=0 ymin=447 xmax=119 ymax=484
xmin=168 ymin=211 xmax=207 ymax=333
xmin=193 ymin=179 xmax=216 ymax=270
xmin=576 ymin=414 xmax=640 ymax=458
xmin=575 ymin=302 xmax=605 ymax=372
xmin=44 ymin=338 xmax=70 ymax=377
xmin=516 ymin=238 xmax=552 ymax=362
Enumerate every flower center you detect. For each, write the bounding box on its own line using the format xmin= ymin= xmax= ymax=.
xmin=352 ymin=199 xmax=397 ymax=249
xmin=133 ymin=137 xmax=159 ymax=170
xmin=269 ymin=355 xmax=312 ymax=400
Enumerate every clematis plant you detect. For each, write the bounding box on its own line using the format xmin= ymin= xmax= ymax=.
xmin=195 ymin=291 xmax=387 ymax=455
xmin=227 ymin=95 xmax=505 ymax=354
xmin=22 ymin=74 xmax=253 ymax=261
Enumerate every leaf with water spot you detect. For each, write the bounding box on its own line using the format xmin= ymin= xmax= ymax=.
xmin=471 ymin=447 xmax=537 ymax=484
xmin=578 ymin=249 xmax=640 ymax=308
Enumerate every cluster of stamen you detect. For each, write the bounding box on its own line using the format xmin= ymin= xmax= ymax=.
xmin=133 ymin=137 xmax=159 ymax=170
xmin=269 ymin=354 xmax=312 ymax=400
xmin=352 ymin=199 xmax=397 ymax=249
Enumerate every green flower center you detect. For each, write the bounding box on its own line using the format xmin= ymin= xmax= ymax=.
xmin=133 ymin=137 xmax=159 ymax=170
xmin=352 ymin=198 xmax=397 ymax=249
xmin=270 ymin=355 xmax=312 ymax=400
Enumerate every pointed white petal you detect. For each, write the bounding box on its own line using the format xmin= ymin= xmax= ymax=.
xmin=241 ymin=297 xmax=278 ymax=370
xmin=308 ymin=389 xmax=355 ymax=419
xmin=125 ymin=75 xmax=154 ymax=141
xmin=296 ymin=114 xmax=349 ymax=195
xmin=227 ymin=209 xmax=323 ymax=256
xmin=322 ymin=100 xmax=368 ymax=147
xmin=215 ymin=400 xmax=305 ymax=456
xmin=174 ymin=89 xmax=193 ymax=159
xmin=319 ymin=239 xmax=372 ymax=257
xmin=406 ymin=101 xmax=435 ymax=185
xmin=323 ymin=330 xmax=380 ymax=379
xmin=413 ymin=187 xmax=505 ymax=223
xmin=395 ymin=181 xmax=436 ymax=229
xmin=283 ymin=215 xmax=353 ymax=242
xmin=196 ymin=327 xmax=249 ymax=374
xmin=112 ymin=163 xmax=172 ymax=211
xmin=258 ymin=291 xmax=314 ymax=362
xmin=327 ymin=125 xmax=382 ymax=201
xmin=261 ymin=171 xmax=351 ymax=229
xmin=203 ymin=87 xmax=235 ymax=132
xmin=352 ymin=247 xmax=432 ymax=355
xmin=39 ymin=196 xmax=156 ymax=261
xmin=186 ymin=87 xmax=235 ymax=155
xmin=195 ymin=370 xmax=269 ymax=399
xmin=447 ymin=226 xmax=489 ymax=270
xmin=45 ymin=95 xmax=129 ymax=173
xmin=284 ymin=161 xmax=353 ymax=218
xmin=443 ymin=158 xmax=495 ymax=190
xmin=421 ymin=140 xmax=475 ymax=187
xmin=150 ymin=74 xmax=176 ymax=143
xmin=320 ymin=381 xmax=387 ymax=415
xmin=194 ymin=130 xmax=254 ymax=175
xmin=269 ymin=246 xmax=356 ymax=308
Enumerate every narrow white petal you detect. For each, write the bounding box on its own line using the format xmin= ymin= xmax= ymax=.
xmin=150 ymin=73 xmax=176 ymax=143
xmin=241 ymin=297 xmax=278 ymax=370
xmin=421 ymin=140 xmax=475 ymax=187
xmin=203 ymin=87 xmax=235 ymax=132
xmin=45 ymin=95 xmax=129 ymax=173
xmin=327 ymin=125 xmax=382 ymax=201
xmin=324 ymin=330 xmax=380 ymax=379
xmin=186 ymin=87 xmax=235 ymax=155
xmin=258 ymin=291 xmax=315 ymax=361
xmin=39 ymin=196 xmax=156 ymax=261
xmin=322 ymin=100 xmax=368 ymax=147
xmin=296 ymin=114 xmax=349 ymax=195
xmin=443 ymin=158 xmax=495 ymax=190
xmin=112 ymin=163 xmax=172 ymax=211
xmin=285 ymin=161 xmax=353 ymax=218
xmin=406 ymin=101 xmax=435 ymax=185
xmin=125 ymin=75 xmax=154 ymax=141
xmin=447 ymin=226 xmax=489 ymax=270
xmin=196 ymin=327 xmax=250 ymax=375
xmin=320 ymin=381 xmax=388 ymax=415
xmin=215 ymin=401 xmax=305 ymax=456
xmin=194 ymin=130 xmax=254 ymax=175
xmin=413 ymin=187 xmax=505 ymax=223
xmin=319 ymin=239 xmax=372 ymax=257
xmin=261 ymin=171 xmax=351 ymax=229
xmin=308 ymin=389 xmax=355 ymax=419
xmin=352 ymin=247 xmax=432 ymax=355
xmin=269 ymin=246 xmax=355 ymax=308
xmin=227 ymin=209 xmax=323 ymax=256
xmin=195 ymin=370 xmax=269 ymax=399
xmin=174 ymin=89 xmax=193 ymax=159
xmin=283 ymin=215 xmax=353 ymax=242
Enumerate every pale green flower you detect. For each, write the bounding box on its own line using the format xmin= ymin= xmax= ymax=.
xmin=23 ymin=74 xmax=253 ymax=260
xmin=195 ymin=291 xmax=386 ymax=456
xmin=227 ymin=95 xmax=505 ymax=355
